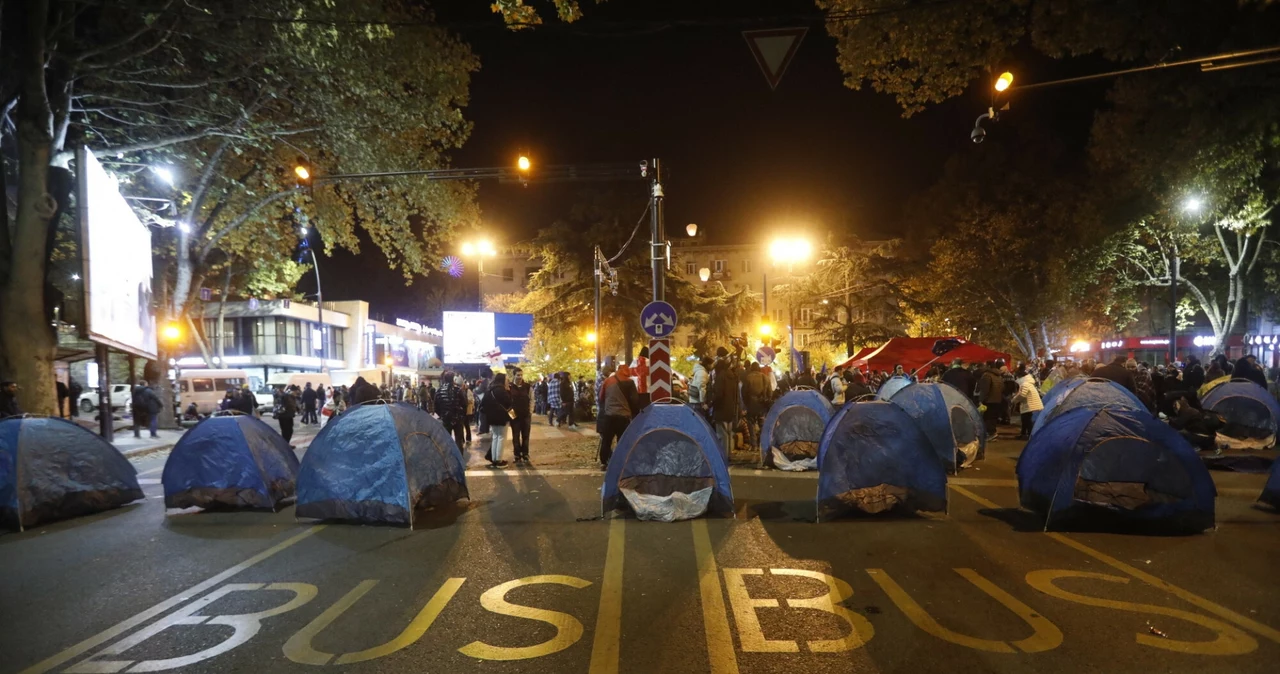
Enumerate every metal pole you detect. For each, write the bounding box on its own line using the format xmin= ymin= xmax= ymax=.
xmin=763 ymin=271 xmax=768 ymax=315
xmin=96 ymin=343 xmax=113 ymax=441
xmin=594 ymin=249 xmax=602 ymax=376
xmin=311 ymin=248 xmax=326 ymax=373
xmin=789 ymin=305 xmax=796 ymax=376
xmin=1169 ymin=256 xmax=1179 ymax=365
xmin=650 ymin=158 xmax=665 ymax=302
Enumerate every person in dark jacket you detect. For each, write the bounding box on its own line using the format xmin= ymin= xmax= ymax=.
xmin=508 ymin=369 xmax=533 ymax=463
xmin=844 ymin=370 xmax=873 ymax=400
xmin=277 ymin=386 xmax=298 ymax=443
xmin=131 ymin=381 xmax=161 ymax=438
xmin=348 ymin=376 xmax=379 ymax=407
xmin=741 ymin=362 xmax=767 ymax=449
xmin=433 ymin=372 xmax=468 ymax=450
xmin=68 ymin=378 xmax=83 ymax=418
xmin=1235 ymin=356 xmax=1268 ymax=388
xmin=1092 ymin=355 xmax=1137 ymax=392
xmin=558 ymin=372 xmax=578 ymax=429
xmin=56 ymin=379 xmax=69 ymax=418
xmin=941 ymin=359 xmax=973 ymax=399
xmin=316 ymin=385 xmax=327 ymax=416
xmin=0 ymin=381 xmax=22 ymax=419
xmin=235 ymin=386 xmax=257 ymax=416
xmin=300 ymin=383 xmax=318 ymax=424
xmin=1183 ymin=356 xmax=1205 ymax=392
xmin=482 ymin=373 xmax=512 ymax=467
xmin=974 ymin=363 xmax=1004 ymax=441
xmin=710 ymin=350 xmax=741 ymax=456
xmin=795 ymin=368 xmax=817 ymax=389
xmin=597 ymin=364 xmax=640 ymax=467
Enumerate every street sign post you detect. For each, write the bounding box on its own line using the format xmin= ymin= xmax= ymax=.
xmin=640 ymin=301 xmax=677 ymax=338
xmin=649 ymin=338 xmax=672 ymax=402
xmin=757 ymin=345 xmax=776 ymax=366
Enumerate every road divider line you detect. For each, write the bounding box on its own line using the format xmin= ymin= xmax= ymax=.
xmin=18 ymin=525 xmax=326 ymax=674
xmin=589 ymin=519 xmax=626 ymax=674
xmin=948 ymin=484 xmax=1280 ymax=645
xmin=691 ymin=519 xmax=739 ymax=674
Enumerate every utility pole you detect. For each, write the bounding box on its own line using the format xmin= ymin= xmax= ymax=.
xmin=649 ymin=158 xmax=666 ymax=302
xmin=1169 ymin=255 xmax=1180 ymax=366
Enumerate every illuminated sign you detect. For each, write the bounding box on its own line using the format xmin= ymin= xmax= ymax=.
xmin=395 ymin=318 xmax=444 ymax=337
xmin=1138 ymin=339 xmax=1169 ymax=346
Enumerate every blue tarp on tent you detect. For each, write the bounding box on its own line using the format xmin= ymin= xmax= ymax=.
xmin=0 ymin=417 xmax=141 ymax=530
xmin=760 ymin=390 xmax=834 ymax=469
xmin=1261 ymin=456 xmax=1280 ymax=509
xmin=296 ymin=402 xmax=468 ymax=526
xmin=816 ymin=401 xmax=948 ymax=520
xmin=163 ymin=415 xmax=299 ymax=510
xmin=1016 ymin=407 xmax=1215 ymax=530
xmin=1032 ymin=377 xmax=1145 ymax=436
xmin=888 ymin=382 xmax=985 ymax=472
xmin=1202 ymin=380 xmax=1280 ymax=449
xmin=875 ymin=376 xmax=914 ymax=401
xmin=602 ymin=403 xmax=733 ymax=518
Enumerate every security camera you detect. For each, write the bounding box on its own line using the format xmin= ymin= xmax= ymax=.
xmin=971 ymin=125 xmax=986 ymax=143
xmin=971 ymin=108 xmax=996 ymax=144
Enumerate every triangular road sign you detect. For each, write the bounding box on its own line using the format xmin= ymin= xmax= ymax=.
xmin=743 ymin=28 xmax=808 ymax=90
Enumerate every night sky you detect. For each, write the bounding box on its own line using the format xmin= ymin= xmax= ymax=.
xmin=317 ymin=0 xmax=1101 ymax=324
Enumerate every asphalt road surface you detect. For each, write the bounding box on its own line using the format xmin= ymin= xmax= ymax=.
xmin=2 ymin=434 xmax=1277 ymax=674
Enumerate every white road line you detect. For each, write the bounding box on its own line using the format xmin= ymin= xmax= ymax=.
xmin=17 ymin=525 xmax=326 ymax=674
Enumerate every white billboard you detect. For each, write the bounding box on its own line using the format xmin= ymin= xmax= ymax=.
xmin=443 ymin=311 xmax=496 ymax=364
xmin=78 ymin=148 xmax=158 ymax=359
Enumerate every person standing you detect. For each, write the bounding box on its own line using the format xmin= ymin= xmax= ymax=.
xmin=546 ymin=372 xmax=562 ymax=427
xmin=559 ymin=372 xmax=578 ymax=430
xmin=689 ymin=356 xmax=710 ymax=414
xmin=941 ymin=359 xmax=973 ymax=397
xmin=483 ymin=373 xmax=512 ymax=468
xmin=597 ymin=364 xmax=639 ymax=467
xmin=131 ymin=380 xmax=160 ymax=438
xmin=0 ymin=381 xmax=22 ymax=418
xmin=67 ymin=378 xmax=83 ymax=418
xmin=1011 ymin=365 xmax=1043 ymax=440
xmin=710 ymin=349 xmax=741 ymax=456
xmin=434 ymin=372 xmax=468 ymax=451
xmin=633 ymin=346 xmax=650 ymax=405
xmin=417 ymin=380 xmax=430 ymax=413
xmin=476 ymin=376 xmax=491 ymax=437
xmin=277 ymin=386 xmax=298 ymax=443
xmin=462 ymin=384 xmax=475 ymax=443
xmin=975 ymin=361 xmax=1005 ymax=441
xmin=56 ymin=379 xmax=69 ymax=418
xmin=1093 ymin=355 xmax=1137 ymax=392
xmin=534 ymin=376 xmax=548 ymax=416
xmin=509 ymin=369 xmax=533 ymax=463
xmin=742 ymin=362 xmax=767 ymax=449
xmin=300 ymin=383 xmax=317 ymax=425
xmin=316 ymin=385 xmax=328 ymax=420
xmin=236 ymin=385 xmax=257 ymax=416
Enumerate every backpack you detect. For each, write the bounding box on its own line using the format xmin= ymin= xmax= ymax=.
xmin=821 ymin=376 xmax=836 ymax=401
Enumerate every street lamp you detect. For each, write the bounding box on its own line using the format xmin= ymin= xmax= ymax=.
xmin=161 ymin=322 xmax=182 ymax=342
xmin=767 ymin=236 xmax=812 ymax=374
xmin=1168 ymin=195 xmax=1206 ymax=364
xmin=994 ymin=71 xmax=1014 ymax=92
xmin=294 ymin=165 xmax=311 ymax=181
xmin=517 ymin=155 xmax=532 ymax=172
xmin=1183 ymin=196 xmax=1204 ymax=213
xmin=585 ymin=331 xmax=598 ymax=344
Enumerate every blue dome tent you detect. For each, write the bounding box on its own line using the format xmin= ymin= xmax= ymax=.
xmin=875 ymin=376 xmax=914 ymax=401
xmin=602 ymin=403 xmax=733 ymax=521
xmin=1032 ymin=377 xmax=1145 ymax=436
xmin=887 ymin=382 xmax=986 ymax=472
xmin=1201 ymin=380 xmax=1280 ymax=450
xmin=816 ymin=401 xmax=948 ymax=521
xmin=163 ymin=415 xmax=299 ymax=510
xmin=296 ymin=403 xmax=468 ymax=526
xmin=760 ymin=390 xmax=834 ymax=471
xmin=1016 ymin=407 xmax=1215 ymax=531
xmin=1260 ymin=457 xmax=1280 ymax=510
xmin=0 ymin=417 xmax=142 ymax=530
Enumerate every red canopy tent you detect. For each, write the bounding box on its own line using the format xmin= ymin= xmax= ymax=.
xmin=837 ymin=337 xmax=1013 ymax=378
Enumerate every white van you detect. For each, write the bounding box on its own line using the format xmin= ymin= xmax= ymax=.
xmin=178 ymin=369 xmax=252 ymax=415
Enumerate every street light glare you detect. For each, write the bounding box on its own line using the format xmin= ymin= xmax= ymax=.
xmin=1183 ymin=196 xmax=1204 ymax=213
xmin=758 ymin=322 xmax=773 ymax=337
xmin=294 ymin=165 xmax=311 ymax=181
xmin=995 ymin=71 xmax=1014 ymax=92
xmin=461 ymin=242 xmax=475 ymax=256
xmin=162 ymin=323 xmax=181 ymax=341
xmin=480 ymin=240 xmax=497 ymax=256
xmin=585 ymin=331 xmax=598 ymax=344
xmin=152 ymin=166 xmax=176 ymax=187
xmin=769 ymin=237 xmax=812 ymax=263
xmin=517 ymin=155 xmax=531 ymax=171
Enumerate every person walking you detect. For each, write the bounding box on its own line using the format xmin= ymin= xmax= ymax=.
xmin=131 ymin=380 xmax=161 ymax=438
xmin=710 ymin=348 xmax=741 ymax=456
xmin=300 ymin=383 xmax=317 ymax=425
xmin=975 ymin=361 xmax=1005 ymax=441
xmin=597 ymin=364 xmax=639 ymax=467
xmin=434 ymin=372 xmax=468 ymax=451
xmin=483 ymin=373 xmax=512 ymax=468
xmin=1011 ymin=365 xmax=1043 ymax=440
xmin=509 ymin=369 xmax=533 ymax=463
xmin=546 ymin=372 xmax=562 ymax=427
xmin=277 ymin=386 xmax=298 ymax=443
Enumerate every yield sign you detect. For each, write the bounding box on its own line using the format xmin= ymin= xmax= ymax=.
xmin=742 ymin=28 xmax=808 ymax=90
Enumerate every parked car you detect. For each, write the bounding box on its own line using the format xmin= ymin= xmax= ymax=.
xmin=79 ymin=384 xmax=131 ymax=413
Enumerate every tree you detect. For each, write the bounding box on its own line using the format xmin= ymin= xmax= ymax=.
xmin=518 ymin=323 xmax=596 ymax=382
xmin=1 ymin=1 xmax=480 ymax=413
xmin=790 ymin=237 xmax=905 ymax=357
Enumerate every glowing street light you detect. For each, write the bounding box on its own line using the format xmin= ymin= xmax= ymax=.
xmin=995 ymin=71 xmax=1014 ymax=92
xmin=294 ymin=165 xmax=311 ymax=181
xmin=585 ymin=331 xmax=598 ymax=344
xmin=1183 ymin=196 xmax=1204 ymax=213
xmin=769 ymin=237 xmax=812 ymax=264
xmin=758 ymin=321 xmax=774 ymax=337
xmin=161 ymin=322 xmax=182 ymax=342
xmin=517 ymin=155 xmax=531 ymax=172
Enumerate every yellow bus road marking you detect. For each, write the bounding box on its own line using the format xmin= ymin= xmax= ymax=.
xmin=588 ymin=519 xmax=626 ymax=674
xmin=949 ymin=484 xmax=1280 ymax=646
xmin=692 ymin=519 xmax=740 ymax=674
xmin=458 ymin=575 xmax=593 ymax=661
xmin=18 ymin=525 xmax=326 ymax=674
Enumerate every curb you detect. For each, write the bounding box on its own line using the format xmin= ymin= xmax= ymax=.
xmin=121 ymin=443 xmax=177 ymax=459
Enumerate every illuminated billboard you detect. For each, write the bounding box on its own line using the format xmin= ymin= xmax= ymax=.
xmin=77 ymin=147 xmax=158 ymax=359
xmin=442 ymin=311 xmax=533 ymax=364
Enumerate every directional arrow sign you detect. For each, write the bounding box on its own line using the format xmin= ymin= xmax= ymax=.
xmin=640 ymin=301 xmax=678 ymax=339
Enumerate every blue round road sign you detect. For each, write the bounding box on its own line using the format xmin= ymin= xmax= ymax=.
xmin=640 ymin=301 xmax=678 ymax=338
